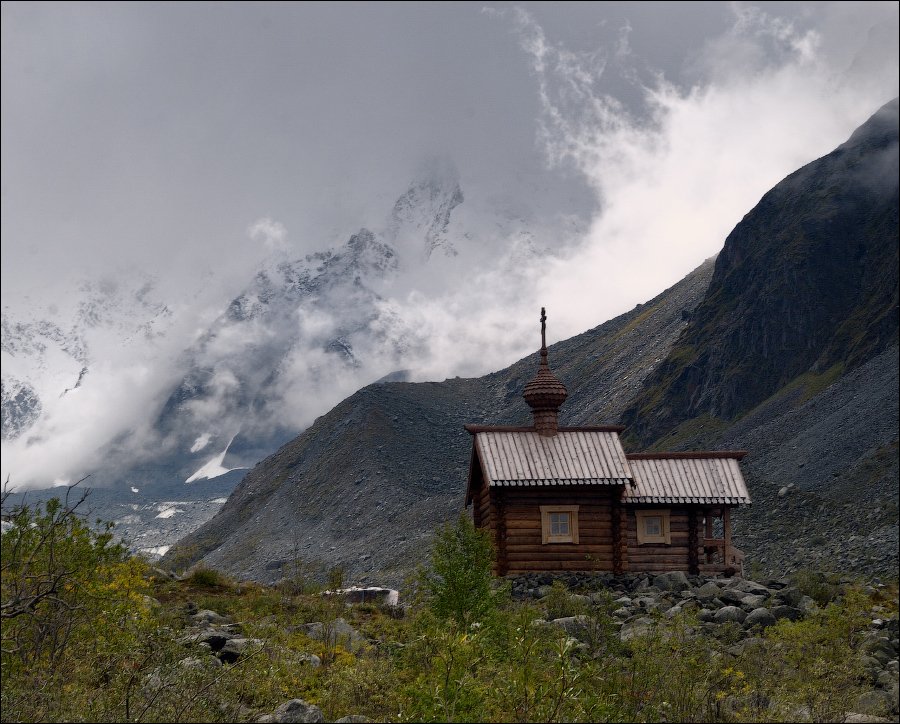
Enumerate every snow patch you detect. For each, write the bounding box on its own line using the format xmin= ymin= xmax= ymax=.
xmin=185 ymin=435 xmax=244 ymax=483
xmin=211 ymin=498 xmax=228 ymax=504
xmin=139 ymin=545 xmax=170 ymax=559
xmin=155 ymin=507 xmax=180 ymax=519
xmin=190 ymin=433 xmax=212 ymax=453
xmin=130 ymin=486 xmax=140 ymax=493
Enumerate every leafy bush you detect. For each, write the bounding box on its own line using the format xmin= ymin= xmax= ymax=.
xmin=1 ymin=489 xmax=157 ymax=721
xmin=541 ymin=580 xmax=590 ymax=620
xmin=792 ymin=568 xmax=841 ymax=607
xmin=419 ymin=512 xmax=502 ymax=628
xmin=184 ymin=565 xmax=232 ymax=588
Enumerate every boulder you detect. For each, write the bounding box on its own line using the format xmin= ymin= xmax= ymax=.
xmin=719 ymin=589 xmax=749 ymax=606
xmin=218 ymin=638 xmax=265 ymax=664
xmin=295 ymin=653 xmax=322 ymax=668
xmin=860 ymin=655 xmax=884 ymax=677
xmin=713 ymin=606 xmax=747 ymax=624
xmin=652 ymin=571 xmax=690 ymax=592
xmin=694 ymin=581 xmax=722 ymax=602
xmin=595 ymin=592 xmax=621 ymax=605
xmin=843 ymin=714 xmax=893 ymax=723
xmin=633 ymin=577 xmax=651 ymax=592
xmin=744 ymin=608 xmax=777 ymax=630
xmin=775 ymin=587 xmax=803 ymax=607
xmin=740 ymin=594 xmax=769 ymax=609
xmin=730 ymin=579 xmax=771 ymax=596
xmin=863 ymin=638 xmax=898 ymax=666
xmin=192 ymin=609 xmax=230 ymax=625
xmin=332 ymin=587 xmax=399 ymax=606
xmin=271 ymin=699 xmax=325 ymax=723
xmin=185 ymin=630 xmax=235 ymax=651
xmin=633 ymin=596 xmax=660 ymax=611
xmin=620 ymin=617 xmax=655 ymax=642
xmin=771 ymin=605 xmax=803 ymax=622
xmin=698 ymin=609 xmax=715 ymax=623
xmin=886 ymin=618 xmax=899 ymax=639
xmin=548 ymin=616 xmax=592 ymax=641
xmin=334 ymin=717 xmax=373 ymax=723
xmin=178 ymin=656 xmax=223 ymax=670
xmin=299 ymin=618 xmax=365 ymax=648
xmin=855 ymin=690 xmax=893 ymax=717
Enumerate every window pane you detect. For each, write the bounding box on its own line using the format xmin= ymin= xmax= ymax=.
xmin=645 ymin=516 xmax=661 ymax=536
xmin=549 ymin=512 xmax=570 ymax=536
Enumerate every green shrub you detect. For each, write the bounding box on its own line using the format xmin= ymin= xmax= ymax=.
xmin=419 ymin=512 xmax=502 ymax=628
xmin=541 ymin=580 xmax=590 ymax=620
xmin=792 ymin=568 xmax=841 ymax=607
xmin=185 ymin=565 xmax=232 ymax=589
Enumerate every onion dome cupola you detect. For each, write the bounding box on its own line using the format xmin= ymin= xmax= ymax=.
xmin=523 ymin=307 xmax=568 ymax=436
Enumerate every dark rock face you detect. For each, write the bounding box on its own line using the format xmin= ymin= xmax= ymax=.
xmin=623 ymin=98 xmax=899 ymax=444
xmin=0 ymin=378 xmax=41 ymax=441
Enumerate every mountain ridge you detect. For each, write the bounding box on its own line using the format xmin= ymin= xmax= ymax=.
xmin=165 ymin=100 xmax=899 ymax=585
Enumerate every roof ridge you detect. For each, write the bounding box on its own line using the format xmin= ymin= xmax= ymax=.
xmin=465 ymin=424 xmax=626 ymax=434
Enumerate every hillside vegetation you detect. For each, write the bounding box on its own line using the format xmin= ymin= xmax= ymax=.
xmin=4 ymin=495 xmax=898 ymax=723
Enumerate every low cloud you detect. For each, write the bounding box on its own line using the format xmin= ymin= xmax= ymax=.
xmin=2 ymin=2 xmax=897 ymax=489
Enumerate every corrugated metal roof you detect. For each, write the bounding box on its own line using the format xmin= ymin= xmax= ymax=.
xmin=475 ymin=430 xmax=632 ymax=486
xmin=625 ymin=456 xmax=751 ymax=505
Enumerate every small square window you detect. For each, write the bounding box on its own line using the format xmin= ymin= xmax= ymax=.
xmin=644 ymin=516 xmax=662 ymax=537
xmin=541 ymin=505 xmax=579 ymax=544
xmin=635 ymin=510 xmax=671 ymax=545
xmin=549 ymin=512 xmax=570 ymax=536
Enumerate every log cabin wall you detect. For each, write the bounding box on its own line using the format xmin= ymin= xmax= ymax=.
xmin=489 ymin=485 xmax=618 ymax=574
xmin=625 ymin=506 xmax=694 ymax=573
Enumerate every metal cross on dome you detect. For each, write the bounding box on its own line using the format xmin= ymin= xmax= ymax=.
xmin=540 ymin=307 xmax=547 ymax=353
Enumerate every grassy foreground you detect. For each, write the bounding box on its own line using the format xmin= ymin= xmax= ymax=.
xmin=2 ymin=497 xmax=897 ymax=723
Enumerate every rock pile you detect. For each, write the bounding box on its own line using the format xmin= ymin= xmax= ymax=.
xmin=173 ymin=603 xmax=371 ymax=722
xmin=509 ymin=571 xmax=899 ymax=719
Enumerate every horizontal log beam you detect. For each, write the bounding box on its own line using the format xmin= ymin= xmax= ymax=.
xmin=506 ymin=544 xmax=615 ymax=555
xmin=507 ymin=561 xmax=615 ymax=572
xmin=504 ymin=534 xmax=615 ymax=546
xmin=628 ymin=556 xmax=691 ymax=564
xmin=506 ymin=553 xmax=614 ymax=564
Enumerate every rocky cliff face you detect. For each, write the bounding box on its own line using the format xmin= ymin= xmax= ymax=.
xmin=621 ymin=98 xmax=899 ymax=445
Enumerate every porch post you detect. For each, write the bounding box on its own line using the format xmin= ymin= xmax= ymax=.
xmin=688 ymin=509 xmax=699 ymax=575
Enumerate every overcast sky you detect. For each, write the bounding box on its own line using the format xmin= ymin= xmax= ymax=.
xmin=4 ymin=2 xmax=896 ymax=317
xmin=2 ymin=1 xmax=898 ymax=487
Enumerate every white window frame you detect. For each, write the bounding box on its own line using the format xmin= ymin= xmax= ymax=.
xmin=540 ymin=505 xmax=579 ymax=544
xmin=635 ymin=509 xmax=671 ymax=545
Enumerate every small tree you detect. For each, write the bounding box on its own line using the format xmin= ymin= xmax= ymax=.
xmin=1 ymin=485 xmax=142 ymax=662
xmin=421 ymin=512 xmax=499 ymax=628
